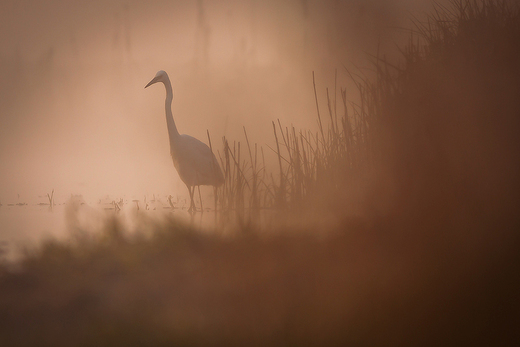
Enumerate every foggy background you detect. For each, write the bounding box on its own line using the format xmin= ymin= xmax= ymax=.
xmin=0 ymin=0 xmax=436 ymax=204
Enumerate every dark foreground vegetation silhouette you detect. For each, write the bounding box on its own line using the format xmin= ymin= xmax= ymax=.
xmin=1 ymin=1 xmax=519 ymax=345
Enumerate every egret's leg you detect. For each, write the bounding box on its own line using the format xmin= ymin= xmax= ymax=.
xmin=191 ymin=186 xmax=196 ymax=212
xmin=187 ymin=185 xmax=195 ymax=213
xmin=197 ymin=186 xmax=203 ymax=213
xmin=214 ymin=186 xmax=218 ymax=224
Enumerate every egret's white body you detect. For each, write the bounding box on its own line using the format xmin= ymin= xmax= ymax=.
xmin=145 ymin=70 xmax=224 ymax=212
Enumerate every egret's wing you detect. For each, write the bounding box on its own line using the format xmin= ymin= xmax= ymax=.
xmin=173 ymin=135 xmax=224 ymax=186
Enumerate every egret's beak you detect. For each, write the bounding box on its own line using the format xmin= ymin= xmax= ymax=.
xmin=145 ymin=76 xmax=159 ymax=89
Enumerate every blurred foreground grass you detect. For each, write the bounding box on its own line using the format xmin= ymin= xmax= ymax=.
xmin=0 ymin=214 xmax=517 ymax=346
xmin=1 ymin=0 xmax=520 ymax=345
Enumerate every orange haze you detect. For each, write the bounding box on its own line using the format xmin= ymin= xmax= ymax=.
xmin=0 ymin=0 xmax=436 ymax=204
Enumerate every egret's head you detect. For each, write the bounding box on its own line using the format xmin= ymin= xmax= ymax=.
xmin=145 ymin=70 xmax=168 ymax=88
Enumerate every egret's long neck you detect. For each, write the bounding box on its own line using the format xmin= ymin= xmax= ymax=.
xmin=163 ymin=78 xmax=180 ymax=140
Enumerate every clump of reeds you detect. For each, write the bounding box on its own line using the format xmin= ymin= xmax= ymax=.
xmin=216 ymin=128 xmax=274 ymax=227
xmin=212 ymin=0 xmax=520 ymax=229
xmin=269 ymin=70 xmax=375 ymax=213
xmin=213 ymin=65 xmax=376 ymax=227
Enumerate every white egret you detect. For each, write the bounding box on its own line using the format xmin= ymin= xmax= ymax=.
xmin=145 ymin=70 xmax=224 ymax=212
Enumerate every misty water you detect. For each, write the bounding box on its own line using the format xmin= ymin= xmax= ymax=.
xmin=0 ymin=198 xmax=219 ymax=263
